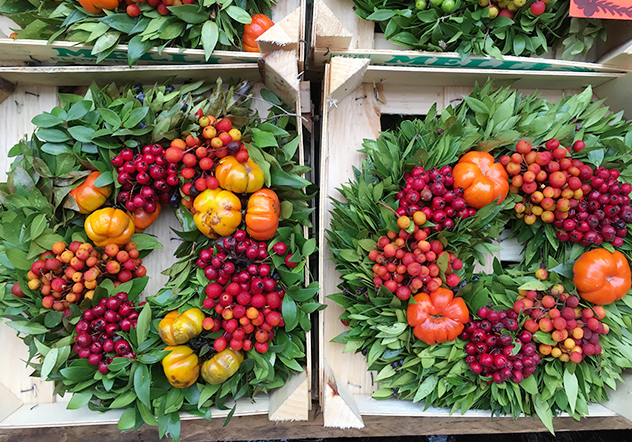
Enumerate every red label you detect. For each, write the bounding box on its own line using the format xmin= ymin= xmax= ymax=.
xmin=570 ymin=0 xmax=632 ymax=19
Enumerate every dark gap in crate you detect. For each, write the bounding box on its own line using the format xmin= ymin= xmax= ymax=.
xmin=381 ymin=114 xmax=427 ymax=133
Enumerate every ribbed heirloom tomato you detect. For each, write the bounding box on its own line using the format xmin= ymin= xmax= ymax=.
xmin=201 ymin=349 xmax=243 ymax=384
xmin=85 ymin=208 xmax=135 ymax=247
xmin=215 ymin=156 xmax=265 ymax=194
xmin=162 ymin=346 xmax=200 ymax=388
xmin=70 ymin=171 xmax=113 ymax=214
xmin=407 ymin=288 xmax=469 ymax=345
xmin=193 ymin=188 xmax=242 ymax=238
xmin=158 ymin=308 xmax=206 ymax=346
xmin=242 ymin=14 xmax=274 ymax=52
xmin=245 ymin=189 xmax=280 ymax=240
xmin=573 ymin=248 xmax=631 ymax=305
xmin=453 ymin=151 xmax=509 ymax=209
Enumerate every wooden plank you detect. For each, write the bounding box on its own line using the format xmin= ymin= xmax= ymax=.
xmin=268 ymin=371 xmax=309 ymax=421
xmin=363 ymin=66 xmax=622 ymax=90
xmin=0 ymin=65 xmax=262 ymax=87
xmin=0 ymin=407 xmax=631 ymax=441
xmin=595 ymin=71 xmax=632 ymax=118
xmin=313 ymin=0 xmax=353 ymax=51
xmin=319 ymin=64 xmax=382 ymax=410
xmin=259 ymin=50 xmax=299 ymax=107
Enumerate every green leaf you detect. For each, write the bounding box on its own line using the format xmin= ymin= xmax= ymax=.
xmin=6 ymin=248 xmax=32 ymax=270
xmin=282 ymin=295 xmax=299 ymax=332
xmin=134 ymin=363 xmax=151 ymax=408
xmin=413 ymin=375 xmax=438 ymax=403
xmin=518 ymin=280 xmax=549 ymax=291
xmin=32 ymin=113 xmax=63 ymax=128
xmin=201 ymin=20 xmax=219 ymax=60
xmin=132 ymin=233 xmax=164 ymax=251
xmin=167 ymin=4 xmax=208 ymax=24
xmin=31 ymin=214 xmax=47 ymax=239
xmin=109 ymin=390 xmax=136 ymax=408
xmin=124 ymin=107 xmax=150 ymax=128
xmin=136 ymin=303 xmax=152 ymax=345
xmin=41 ymin=143 xmax=72 ymax=155
xmin=117 ymin=407 xmax=136 ymax=430
xmin=563 ymin=370 xmax=578 ymax=414
xmin=67 ymin=391 xmax=93 ymax=410
xmin=68 ymin=126 xmax=95 ymax=143
xmin=7 ymin=321 xmax=49 ymax=335
xmin=37 ymin=129 xmax=70 ymax=143
xmin=98 ymin=108 xmax=122 ymax=129
xmin=67 ymin=100 xmax=92 ymax=121
xmin=270 ymin=167 xmax=310 ymax=188
xmin=366 ymin=9 xmax=395 ymax=21
xmin=302 ymin=238 xmax=317 ymax=257
xmin=44 ymin=310 xmax=64 ymax=328
xmin=534 ymin=331 xmax=557 ymax=346
xmin=93 ymin=171 xmax=113 ymax=187
xmin=252 ymin=129 xmax=278 ymax=148
xmin=41 ymin=347 xmax=59 ymax=380
xmin=534 ymin=395 xmax=555 ymax=434
xmin=225 ymin=6 xmax=252 ymax=23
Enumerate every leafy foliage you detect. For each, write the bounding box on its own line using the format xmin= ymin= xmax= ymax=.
xmin=353 ymin=0 xmax=605 ymax=58
xmin=327 ymin=81 xmax=632 ymax=429
xmin=0 ymin=79 xmax=318 ymax=440
xmin=0 ymin=0 xmax=272 ymax=64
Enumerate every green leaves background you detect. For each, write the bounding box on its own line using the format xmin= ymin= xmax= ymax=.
xmin=353 ymin=0 xmax=606 ymax=59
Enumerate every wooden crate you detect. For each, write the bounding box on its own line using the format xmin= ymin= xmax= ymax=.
xmin=309 ymin=0 xmax=632 ymax=72
xmin=317 ymin=56 xmax=632 ymax=429
xmin=0 ymin=0 xmax=305 ymax=67
xmin=0 ymin=58 xmax=312 ymax=429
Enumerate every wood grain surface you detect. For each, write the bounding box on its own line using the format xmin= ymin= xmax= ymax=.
xmin=0 ymin=407 xmax=631 ymax=441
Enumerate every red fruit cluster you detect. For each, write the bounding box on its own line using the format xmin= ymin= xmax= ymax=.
xmin=557 ymin=166 xmax=631 ymax=247
xmin=165 ymin=117 xmax=246 ymax=205
xmin=26 ymin=240 xmax=144 ymax=312
xmin=73 ymin=292 xmax=138 ymax=374
xmin=369 ymin=219 xmax=462 ymax=300
xmin=396 ymin=165 xmax=477 ymax=230
xmin=197 ymin=231 xmax=288 ymax=354
xmin=514 ymin=282 xmax=608 ymax=363
xmin=502 ymin=139 xmax=591 ymax=226
xmin=112 ymin=145 xmax=179 ymax=212
xmin=462 ymin=306 xmax=539 ymax=384
xmin=126 ymin=0 xmax=195 ymax=18
xmin=502 ymin=139 xmax=631 ymax=248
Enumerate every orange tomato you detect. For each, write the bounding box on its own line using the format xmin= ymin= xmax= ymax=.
xmin=453 ymin=151 xmax=509 ymax=209
xmin=573 ymin=248 xmax=631 ymax=305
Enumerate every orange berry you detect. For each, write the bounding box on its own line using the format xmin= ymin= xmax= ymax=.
xmin=116 ymin=250 xmax=129 ymax=263
xmin=185 ymin=134 xmax=200 ymax=147
xmin=170 ymin=138 xmax=186 ymax=150
xmin=202 ymin=125 xmax=217 ymax=140
xmin=228 ymin=128 xmax=242 ymax=142
xmin=52 ymin=241 xmax=66 ymax=255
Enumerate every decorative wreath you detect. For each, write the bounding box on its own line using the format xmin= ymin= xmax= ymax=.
xmin=327 ymin=82 xmax=632 ymax=431
xmin=0 ymin=0 xmax=276 ymax=63
xmin=0 ymin=78 xmax=319 ymax=441
xmin=351 ymin=0 xmax=606 ymax=59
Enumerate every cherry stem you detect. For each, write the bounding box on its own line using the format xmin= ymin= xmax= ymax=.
xmin=378 ymin=201 xmax=399 ymax=217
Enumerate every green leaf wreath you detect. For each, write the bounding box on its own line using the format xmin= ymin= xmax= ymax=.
xmin=327 ymin=81 xmax=632 ymax=431
xmin=0 ymin=78 xmax=319 ymax=441
xmin=352 ymin=0 xmax=606 ymax=59
xmin=0 ymin=0 xmax=272 ymax=64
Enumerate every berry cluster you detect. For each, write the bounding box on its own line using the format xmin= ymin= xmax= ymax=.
xmin=369 ymin=215 xmax=463 ymax=300
xmin=463 ymin=306 xmax=539 ymax=384
xmin=73 ymin=293 xmax=138 ymax=374
xmin=502 ymin=139 xmax=631 ymax=248
xmin=477 ymin=0 xmax=545 ymax=21
xmin=125 ymin=0 xmax=195 ymax=18
xmin=514 ymin=281 xmax=608 ymax=363
xmin=396 ymin=165 xmax=477 ymax=231
xmin=557 ymin=166 xmax=631 ymax=248
xmin=25 ymin=240 xmax=144 ymax=312
xmin=164 ymin=117 xmax=246 ymax=205
xmin=503 ymin=139 xmax=591 ymax=225
xmin=112 ymin=145 xmax=179 ymax=213
xmin=197 ymin=231 xmax=292 ymax=354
